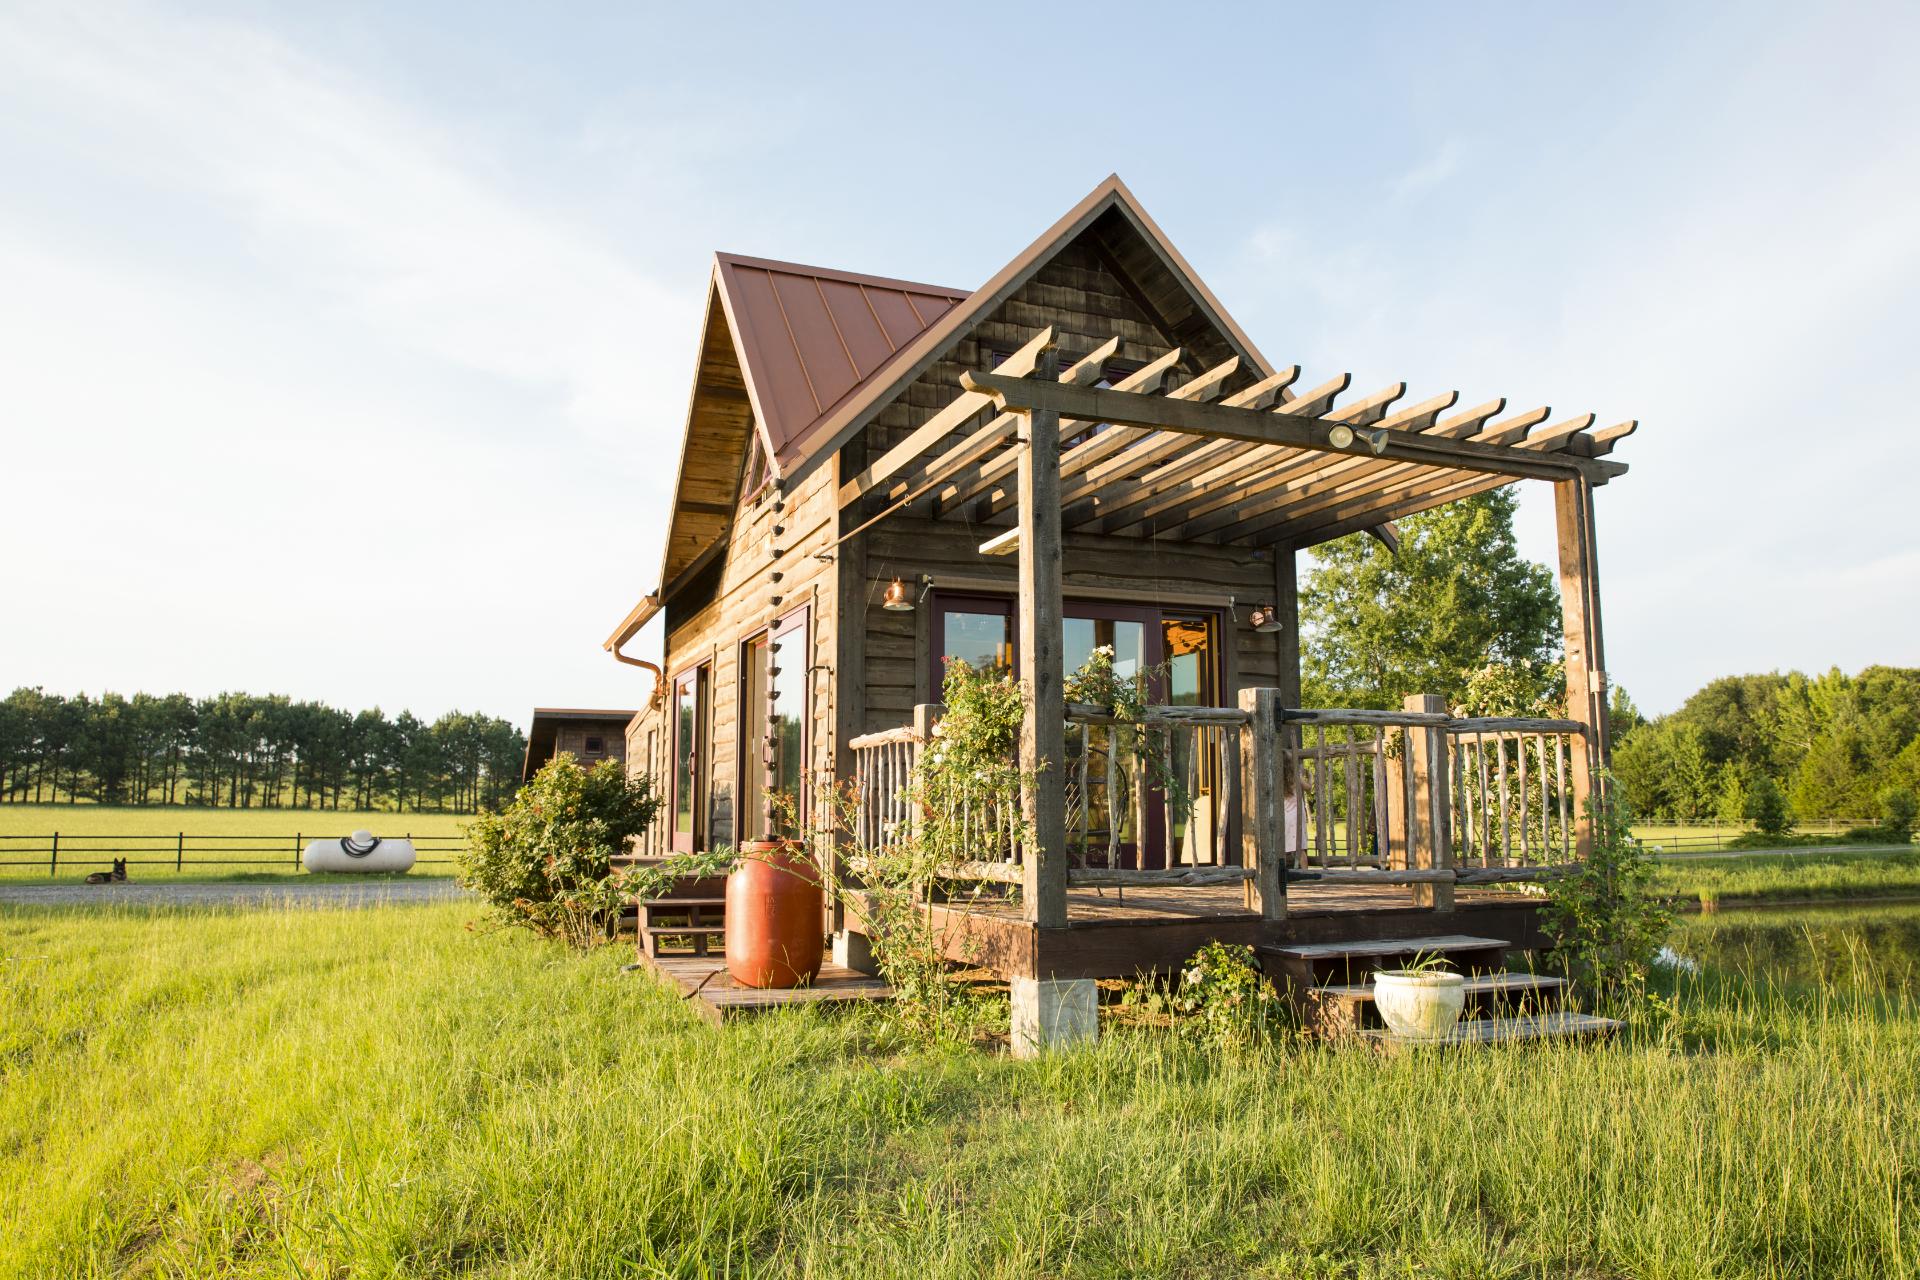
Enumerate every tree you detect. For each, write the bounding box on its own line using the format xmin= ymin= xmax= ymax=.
xmin=1745 ymin=775 xmax=1793 ymax=838
xmin=1301 ymin=489 xmax=1561 ymax=710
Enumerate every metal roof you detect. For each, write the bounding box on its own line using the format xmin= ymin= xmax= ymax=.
xmin=711 ymin=253 xmax=968 ymax=473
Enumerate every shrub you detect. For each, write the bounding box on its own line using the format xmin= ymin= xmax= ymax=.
xmin=460 ymin=755 xmax=660 ymax=948
xmin=1541 ymin=786 xmax=1672 ymax=1012
xmin=1879 ymin=785 xmax=1917 ymax=840
xmin=1175 ymin=941 xmax=1283 ymax=1048
xmin=1744 ymin=774 xmax=1794 ymax=838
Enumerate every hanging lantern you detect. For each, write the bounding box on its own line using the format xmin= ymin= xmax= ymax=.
xmin=1249 ymin=605 xmax=1285 ymax=634
xmin=882 ymin=577 xmax=915 ymax=612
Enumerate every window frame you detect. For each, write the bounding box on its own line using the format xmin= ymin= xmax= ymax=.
xmin=737 ymin=605 xmax=811 ymax=841
xmin=669 ymin=663 xmax=709 ymax=852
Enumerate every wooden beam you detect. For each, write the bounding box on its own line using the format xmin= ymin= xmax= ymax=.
xmin=1113 ymin=381 xmax=1421 ymax=538
xmin=1251 ymin=469 xmax=1515 ymax=549
xmin=1238 ymin=687 xmax=1286 ymax=920
xmin=1214 ymin=406 xmax=1550 ymax=542
xmin=1018 ymin=355 xmax=1068 ymax=929
xmin=836 ymin=326 xmax=1056 ymax=507
xmin=960 ymin=372 xmax=1620 ymax=488
xmin=930 ymin=347 xmax=1182 ymax=517
xmin=1274 ymin=546 xmax=1300 ymax=709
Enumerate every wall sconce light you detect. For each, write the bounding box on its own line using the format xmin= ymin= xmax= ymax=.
xmin=1248 ymin=604 xmax=1286 ymax=634
xmin=882 ymin=574 xmax=933 ymax=612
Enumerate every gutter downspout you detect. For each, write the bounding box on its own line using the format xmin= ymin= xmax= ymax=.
xmin=604 ymin=592 xmax=666 ymax=709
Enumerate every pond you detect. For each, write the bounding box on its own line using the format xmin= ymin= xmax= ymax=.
xmin=1665 ymin=901 xmax=1920 ymax=994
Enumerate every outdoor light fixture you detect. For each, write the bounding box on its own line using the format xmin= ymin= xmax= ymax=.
xmin=1248 ymin=605 xmax=1286 ymax=634
xmin=1327 ymin=423 xmax=1355 ymax=449
xmin=1363 ymin=428 xmax=1390 ymax=455
xmin=881 ymin=574 xmax=934 ymax=612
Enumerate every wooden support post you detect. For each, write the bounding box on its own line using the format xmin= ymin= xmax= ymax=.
xmin=1273 ymin=545 xmax=1301 ymax=709
xmin=1553 ymin=478 xmax=1609 ymax=857
xmin=1238 ymin=688 xmax=1286 ymax=920
xmin=1404 ymin=693 xmax=1453 ymax=910
xmin=829 ymin=457 xmax=869 ymax=936
xmin=1017 ymin=366 xmax=1068 ymax=929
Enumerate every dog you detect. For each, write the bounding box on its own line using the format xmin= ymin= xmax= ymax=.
xmin=83 ymin=858 xmax=128 ymax=885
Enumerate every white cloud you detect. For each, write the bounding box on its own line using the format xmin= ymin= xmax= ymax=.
xmin=1389 ymin=138 xmax=1466 ymax=201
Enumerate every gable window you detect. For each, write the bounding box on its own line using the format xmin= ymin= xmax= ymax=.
xmin=739 ymin=429 xmax=771 ymax=509
xmin=671 ymin=665 xmax=709 ymax=851
xmin=583 ymin=735 xmax=606 ymax=757
xmin=739 ymin=607 xmax=809 ymax=839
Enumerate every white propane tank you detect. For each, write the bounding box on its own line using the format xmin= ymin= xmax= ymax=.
xmin=302 ymin=830 xmax=416 ymax=873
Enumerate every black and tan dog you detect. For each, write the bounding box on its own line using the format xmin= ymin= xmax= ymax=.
xmin=83 ymin=858 xmax=128 ymax=885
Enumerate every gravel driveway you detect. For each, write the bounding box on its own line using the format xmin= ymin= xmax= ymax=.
xmin=0 ymin=880 xmax=465 ymax=908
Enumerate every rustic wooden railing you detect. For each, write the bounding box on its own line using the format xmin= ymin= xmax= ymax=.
xmin=1444 ymin=717 xmax=1587 ymax=873
xmin=844 ymin=693 xmax=1589 ymax=910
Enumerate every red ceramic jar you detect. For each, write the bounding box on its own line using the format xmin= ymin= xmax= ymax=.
xmin=725 ymin=840 xmax=825 ymax=988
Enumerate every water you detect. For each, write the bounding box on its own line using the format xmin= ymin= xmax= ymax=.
xmin=1664 ymin=901 xmax=1920 ymax=994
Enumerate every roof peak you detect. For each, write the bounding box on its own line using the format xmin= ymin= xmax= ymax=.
xmin=712 ymin=251 xmax=966 ymax=304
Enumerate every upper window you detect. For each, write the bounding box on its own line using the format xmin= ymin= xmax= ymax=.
xmin=583 ymin=735 xmax=606 ymax=756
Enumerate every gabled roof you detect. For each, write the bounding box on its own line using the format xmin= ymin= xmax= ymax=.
xmin=713 ymin=254 xmax=969 ymax=473
xmin=775 ymin=173 xmax=1280 ymax=488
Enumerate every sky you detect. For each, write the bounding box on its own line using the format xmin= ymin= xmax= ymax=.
xmin=2 ymin=0 xmax=1917 ymax=726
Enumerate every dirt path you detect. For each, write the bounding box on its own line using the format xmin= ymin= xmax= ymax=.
xmin=0 ymin=880 xmax=464 ymax=908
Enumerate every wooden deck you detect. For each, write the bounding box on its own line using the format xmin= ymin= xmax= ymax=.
xmin=635 ymin=951 xmax=892 ymax=1025
xmin=920 ymin=882 xmax=1552 ymax=981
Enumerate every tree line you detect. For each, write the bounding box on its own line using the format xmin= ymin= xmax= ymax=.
xmin=1611 ymin=667 xmax=1920 ymax=827
xmin=0 ymin=688 xmax=526 ymax=813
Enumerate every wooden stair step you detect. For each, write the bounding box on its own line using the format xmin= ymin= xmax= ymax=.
xmin=644 ymin=925 xmax=724 ymax=938
xmin=640 ymin=897 xmax=725 ymax=909
xmin=1315 ymin=972 xmax=1565 ymax=1003
xmin=1361 ymin=1012 xmax=1622 ymax=1049
xmin=1264 ymin=934 xmax=1510 ymax=962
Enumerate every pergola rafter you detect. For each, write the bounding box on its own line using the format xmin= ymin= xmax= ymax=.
xmin=832 ymin=327 xmax=1635 ymax=555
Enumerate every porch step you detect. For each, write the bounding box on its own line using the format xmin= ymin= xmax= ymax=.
xmin=1307 ymin=971 xmax=1567 ymax=1035
xmin=1359 ymin=1011 xmax=1622 ymax=1050
xmin=638 ymin=897 xmax=726 ymax=960
xmin=1260 ymin=933 xmax=1512 ymax=987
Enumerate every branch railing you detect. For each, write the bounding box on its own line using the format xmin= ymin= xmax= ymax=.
xmin=1444 ymin=718 xmax=1586 ymax=872
xmin=846 ymin=694 xmax=1591 ymax=906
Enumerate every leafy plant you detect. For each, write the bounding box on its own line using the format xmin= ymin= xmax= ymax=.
xmin=1745 ymin=774 xmax=1795 ymax=838
xmin=1878 ymin=785 xmax=1917 ymax=840
xmin=1540 ymin=783 xmax=1672 ymax=1012
xmin=459 ymin=755 xmax=661 ymax=948
xmin=1175 ymin=941 xmax=1282 ymax=1048
xmin=1388 ymin=950 xmax=1456 ymax=976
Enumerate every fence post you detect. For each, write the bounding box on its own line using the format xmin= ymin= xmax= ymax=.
xmin=294 ymin=832 xmax=302 ymax=869
xmin=1238 ymin=688 xmax=1285 ymax=921
xmin=177 ymin=832 xmax=185 ymax=871
xmin=1404 ymin=694 xmax=1454 ymax=910
xmin=50 ymin=831 xmax=58 ymax=877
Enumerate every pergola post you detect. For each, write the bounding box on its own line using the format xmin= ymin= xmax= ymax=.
xmin=1553 ymin=477 xmax=1611 ymax=857
xmin=1273 ymin=545 xmax=1301 ymax=709
xmin=1016 ymin=371 xmax=1068 ymax=929
xmin=1011 ymin=359 xmax=1091 ymax=1055
xmin=1403 ymin=693 xmax=1453 ymax=910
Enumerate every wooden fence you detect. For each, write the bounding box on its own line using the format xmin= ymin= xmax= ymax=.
xmin=0 ymin=832 xmax=466 ymax=874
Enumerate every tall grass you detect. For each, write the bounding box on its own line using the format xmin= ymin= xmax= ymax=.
xmin=1652 ymin=848 xmax=1920 ymax=907
xmin=3 ymin=900 xmax=1915 ymax=1278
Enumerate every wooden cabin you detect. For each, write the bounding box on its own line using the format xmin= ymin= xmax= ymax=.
xmin=609 ymin=175 xmax=1636 ymax=1048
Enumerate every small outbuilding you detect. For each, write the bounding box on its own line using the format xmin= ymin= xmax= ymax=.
xmin=520 ymin=707 xmax=637 ymax=783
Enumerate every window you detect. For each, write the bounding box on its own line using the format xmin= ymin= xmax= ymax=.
xmin=583 ymin=735 xmax=606 ymax=756
xmin=932 ymin=594 xmax=1014 ymax=678
xmin=740 ymin=608 xmax=809 ymax=840
xmin=671 ymin=666 xmax=707 ymax=851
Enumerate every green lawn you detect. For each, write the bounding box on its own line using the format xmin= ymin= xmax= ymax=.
xmin=0 ymin=804 xmax=469 ymax=880
xmin=2 ymin=900 xmax=1915 ymax=1278
xmin=1652 ymin=848 xmax=1920 ymax=908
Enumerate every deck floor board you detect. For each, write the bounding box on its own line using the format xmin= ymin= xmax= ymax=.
xmin=636 ymin=952 xmax=893 ymax=1024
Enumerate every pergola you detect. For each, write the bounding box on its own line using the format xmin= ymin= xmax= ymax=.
xmin=834 ymin=326 xmax=1636 ymax=927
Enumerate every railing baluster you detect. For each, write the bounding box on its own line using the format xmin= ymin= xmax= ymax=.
xmin=1497 ymin=735 xmax=1511 ymax=868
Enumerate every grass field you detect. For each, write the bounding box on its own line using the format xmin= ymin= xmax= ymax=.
xmin=2 ymin=899 xmax=1915 ymax=1279
xmin=0 ymin=805 xmax=469 ymax=881
xmin=1652 ymin=848 xmax=1920 ymax=907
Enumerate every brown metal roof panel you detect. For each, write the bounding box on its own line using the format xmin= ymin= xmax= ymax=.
xmin=815 ymin=278 xmax=900 ymax=374
xmin=723 ymin=265 xmax=821 ymax=447
xmin=770 ymin=269 xmax=859 ymax=410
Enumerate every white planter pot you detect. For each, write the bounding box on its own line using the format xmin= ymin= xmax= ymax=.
xmin=1371 ymin=970 xmax=1466 ymax=1040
